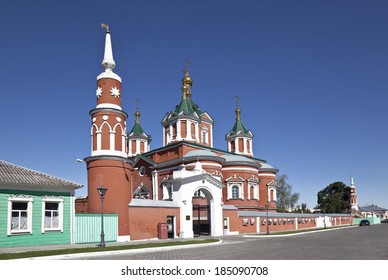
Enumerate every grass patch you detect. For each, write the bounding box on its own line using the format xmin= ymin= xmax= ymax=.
xmin=0 ymin=239 xmax=219 ymax=260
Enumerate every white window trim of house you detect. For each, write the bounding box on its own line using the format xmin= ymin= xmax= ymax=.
xmin=41 ymin=197 xmax=64 ymax=233
xmin=227 ymin=183 xmax=244 ymax=200
xmin=7 ymin=196 xmax=33 ymax=236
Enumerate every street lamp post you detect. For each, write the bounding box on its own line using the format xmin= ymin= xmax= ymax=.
xmin=265 ymin=203 xmax=269 ymax=235
xmin=97 ymin=186 xmax=108 ymax=247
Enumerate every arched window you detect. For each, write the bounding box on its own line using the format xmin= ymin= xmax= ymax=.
xmin=191 ymin=123 xmax=196 ymax=139
xmin=101 ymin=122 xmax=111 ymax=150
xmin=181 ymin=120 xmax=187 ymax=138
xmin=230 ymin=140 xmax=236 ymax=153
xmin=165 ymin=126 xmax=170 ymax=144
xmin=172 ymin=123 xmax=177 ymax=140
xmin=238 ymin=138 xmax=243 ymax=153
xmin=140 ymin=141 xmax=145 ymax=153
xmin=250 ymin=186 xmax=255 ymax=199
xmin=231 ymin=185 xmax=239 ymax=199
xmin=201 ymin=127 xmax=208 ymax=144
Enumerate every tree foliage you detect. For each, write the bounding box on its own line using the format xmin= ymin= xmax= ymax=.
xmin=276 ymin=174 xmax=300 ymax=212
xmin=295 ymin=203 xmax=311 ymax=213
xmin=317 ymin=181 xmax=351 ymax=213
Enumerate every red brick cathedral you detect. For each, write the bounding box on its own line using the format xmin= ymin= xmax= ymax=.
xmin=84 ymin=25 xmax=278 ymax=241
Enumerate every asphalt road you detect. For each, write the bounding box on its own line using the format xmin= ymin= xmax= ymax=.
xmin=70 ymin=224 xmax=388 ymax=260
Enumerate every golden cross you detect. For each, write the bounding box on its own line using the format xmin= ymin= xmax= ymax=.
xmin=185 ymin=59 xmax=190 ymax=72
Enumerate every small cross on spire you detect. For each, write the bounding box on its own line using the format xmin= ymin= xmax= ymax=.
xmin=236 ymin=95 xmax=240 ymax=108
xmin=235 ymin=95 xmax=241 ymax=120
xmin=185 ymin=59 xmax=190 ymax=72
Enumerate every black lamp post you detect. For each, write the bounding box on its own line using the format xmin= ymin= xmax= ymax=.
xmin=97 ymin=186 xmax=108 ymax=247
xmin=265 ymin=203 xmax=269 ymax=235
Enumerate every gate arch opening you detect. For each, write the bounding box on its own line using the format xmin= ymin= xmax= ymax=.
xmin=192 ymin=188 xmax=211 ymax=236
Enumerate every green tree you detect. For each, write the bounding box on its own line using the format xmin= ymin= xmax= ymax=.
xmin=317 ymin=181 xmax=350 ymax=213
xmin=295 ymin=203 xmax=311 ymax=213
xmin=276 ymin=174 xmax=300 ymax=212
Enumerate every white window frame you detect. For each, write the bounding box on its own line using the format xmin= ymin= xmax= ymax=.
xmin=42 ymin=197 xmax=64 ymax=233
xmin=231 ymin=185 xmax=239 ymax=199
xmin=201 ymin=127 xmax=208 ymax=144
xmin=227 ymin=183 xmax=244 ymax=200
xmin=247 ymin=183 xmax=259 ymax=200
xmin=8 ymin=196 xmax=33 ymax=235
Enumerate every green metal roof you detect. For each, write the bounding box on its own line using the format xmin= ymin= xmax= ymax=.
xmin=173 ymin=96 xmax=202 ymax=116
xmin=230 ymin=118 xmax=249 ymax=135
xmin=226 ymin=106 xmax=253 ymax=139
xmin=128 ymin=111 xmax=151 ymax=142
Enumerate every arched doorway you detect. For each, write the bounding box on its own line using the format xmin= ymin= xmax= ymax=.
xmin=192 ymin=188 xmax=211 ymax=236
xmin=173 ymin=172 xmax=224 ymax=238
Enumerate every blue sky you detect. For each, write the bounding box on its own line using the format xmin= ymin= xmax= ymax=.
xmin=1 ymin=0 xmax=387 ymax=209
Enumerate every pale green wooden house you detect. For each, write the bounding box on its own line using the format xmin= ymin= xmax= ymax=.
xmin=0 ymin=160 xmax=82 ymax=248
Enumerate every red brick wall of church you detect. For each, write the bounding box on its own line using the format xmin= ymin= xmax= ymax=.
xmin=296 ymin=218 xmax=316 ymax=229
xmin=259 ymin=218 xmax=294 ymax=232
xmin=223 ymin=210 xmax=257 ymax=234
xmin=151 ymin=146 xmax=180 ymax=163
xmin=128 ymin=207 xmax=180 ymax=240
xmin=330 ymin=216 xmax=352 ymax=226
xmin=223 ymin=209 xmax=240 ymax=233
xmin=222 ymin=167 xmax=262 ymax=209
xmin=75 ymin=198 xmax=88 ymax=213
xmin=258 ymin=174 xmax=277 ymax=209
xmin=87 ymin=159 xmax=132 ymax=237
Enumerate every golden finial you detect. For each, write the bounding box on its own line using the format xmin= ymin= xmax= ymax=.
xmin=235 ymin=95 xmax=241 ymax=120
xmin=135 ymin=97 xmax=141 ymax=123
xmin=181 ymin=59 xmax=193 ymax=97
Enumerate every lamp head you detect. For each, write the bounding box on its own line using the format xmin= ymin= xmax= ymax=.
xmin=97 ymin=186 xmax=108 ymax=198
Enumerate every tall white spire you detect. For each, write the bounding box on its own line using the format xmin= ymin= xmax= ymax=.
xmin=101 ymin=23 xmax=116 ymax=71
xmin=97 ymin=23 xmax=121 ymax=82
xmin=350 ymin=176 xmax=354 ymax=187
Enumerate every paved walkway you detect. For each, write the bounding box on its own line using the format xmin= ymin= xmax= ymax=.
xmin=0 ymin=235 xmax=216 ymax=254
xmin=2 ymin=225 xmax=385 ymax=260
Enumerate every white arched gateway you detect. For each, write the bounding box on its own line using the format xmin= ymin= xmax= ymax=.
xmin=167 ymin=162 xmax=224 ymax=238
